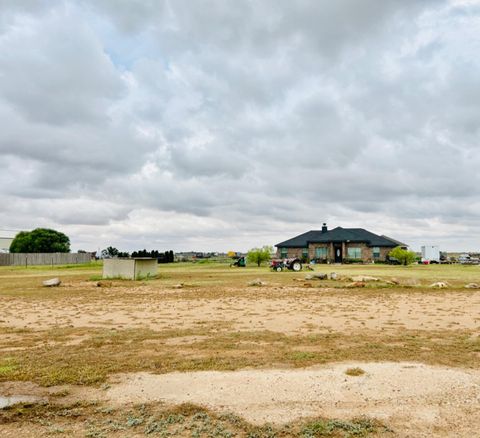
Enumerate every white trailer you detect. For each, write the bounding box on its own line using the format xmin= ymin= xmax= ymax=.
xmin=421 ymin=245 xmax=440 ymax=264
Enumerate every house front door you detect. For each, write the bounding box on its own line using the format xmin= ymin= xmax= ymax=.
xmin=334 ymin=245 xmax=342 ymax=263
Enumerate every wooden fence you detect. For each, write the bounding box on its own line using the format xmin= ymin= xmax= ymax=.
xmin=0 ymin=252 xmax=93 ymax=266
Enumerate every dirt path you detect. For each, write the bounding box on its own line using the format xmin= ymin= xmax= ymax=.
xmin=98 ymin=362 xmax=480 ymax=437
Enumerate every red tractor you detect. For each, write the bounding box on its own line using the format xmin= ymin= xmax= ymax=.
xmin=270 ymin=257 xmax=302 ymax=272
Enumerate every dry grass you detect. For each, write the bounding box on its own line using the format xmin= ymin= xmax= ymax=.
xmin=345 ymin=367 xmax=366 ymax=376
xmin=0 ymin=324 xmax=478 ymax=387
xmin=0 ymin=262 xmax=479 ymax=387
xmin=1 ymin=262 xmax=480 ymax=434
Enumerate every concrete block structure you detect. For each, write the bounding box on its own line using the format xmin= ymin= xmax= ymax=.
xmin=103 ymin=258 xmax=158 ymax=280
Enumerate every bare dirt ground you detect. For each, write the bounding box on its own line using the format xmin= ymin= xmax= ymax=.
xmin=1 ymin=362 xmax=479 ymax=437
xmin=1 ymin=263 xmax=480 ymax=436
xmin=2 ymin=282 xmax=480 ymax=334
xmin=104 ymin=362 xmax=480 ymax=430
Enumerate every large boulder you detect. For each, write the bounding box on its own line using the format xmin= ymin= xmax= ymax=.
xmin=42 ymin=278 xmax=61 ymax=287
xmin=350 ymin=275 xmax=380 ymax=282
xmin=96 ymin=281 xmax=112 ymax=288
xmin=429 ymin=281 xmax=449 ymax=288
xmin=346 ymin=281 xmax=366 ymax=288
xmin=391 ymin=277 xmax=419 ymax=287
xmin=305 ymin=273 xmax=327 ymax=280
xmin=464 ymin=283 xmax=479 ymax=289
xmin=248 ymin=279 xmax=267 ymax=286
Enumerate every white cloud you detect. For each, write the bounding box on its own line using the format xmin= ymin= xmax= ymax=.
xmin=1 ymin=0 xmax=480 ymax=252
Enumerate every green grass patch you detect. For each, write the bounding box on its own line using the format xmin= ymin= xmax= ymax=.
xmin=290 ymin=351 xmax=318 ymax=361
xmin=302 ymin=418 xmax=385 ymax=437
xmin=0 ymin=359 xmax=18 ymax=376
xmin=0 ymin=401 xmax=391 ymax=437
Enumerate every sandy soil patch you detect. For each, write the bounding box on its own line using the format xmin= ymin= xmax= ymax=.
xmin=103 ymin=362 xmax=480 ymax=436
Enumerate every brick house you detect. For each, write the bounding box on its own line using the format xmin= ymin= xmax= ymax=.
xmin=275 ymin=223 xmax=407 ymax=263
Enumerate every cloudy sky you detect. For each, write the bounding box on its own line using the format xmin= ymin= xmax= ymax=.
xmin=1 ymin=0 xmax=480 ymax=252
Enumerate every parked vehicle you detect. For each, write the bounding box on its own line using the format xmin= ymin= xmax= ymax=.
xmin=386 ymin=256 xmax=401 ymax=265
xmin=270 ymin=257 xmax=302 ymax=272
xmin=458 ymin=253 xmax=480 ymax=265
xmin=230 ymin=256 xmax=246 ymax=267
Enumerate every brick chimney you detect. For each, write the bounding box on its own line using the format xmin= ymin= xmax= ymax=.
xmin=322 ymin=223 xmax=328 ymax=233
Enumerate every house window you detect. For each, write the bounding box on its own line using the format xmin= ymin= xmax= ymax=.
xmin=315 ymin=247 xmax=327 ymax=259
xmin=347 ymin=247 xmax=362 ymax=259
xmin=280 ymin=248 xmax=288 ymax=258
xmin=302 ymin=248 xmax=308 ymax=259
xmin=372 ymin=247 xmax=380 ymax=259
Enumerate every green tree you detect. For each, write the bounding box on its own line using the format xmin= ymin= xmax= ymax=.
xmin=388 ymin=246 xmax=417 ymax=266
xmin=247 ymin=245 xmax=273 ymax=267
xmin=9 ymin=228 xmax=70 ymax=253
xmin=101 ymin=247 xmax=120 ymax=258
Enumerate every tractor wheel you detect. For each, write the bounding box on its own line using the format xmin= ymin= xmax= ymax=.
xmin=276 ymin=266 xmax=283 ymax=272
xmin=292 ymin=261 xmax=302 ymax=271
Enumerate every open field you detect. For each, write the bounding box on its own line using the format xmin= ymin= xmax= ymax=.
xmin=1 ymin=262 xmax=480 ymax=437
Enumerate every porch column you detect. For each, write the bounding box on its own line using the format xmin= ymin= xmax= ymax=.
xmin=342 ymin=242 xmax=346 ymax=262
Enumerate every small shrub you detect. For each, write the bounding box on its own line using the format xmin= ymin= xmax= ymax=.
xmin=342 ymin=258 xmax=363 ymax=264
xmin=302 ymin=417 xmax=377 ymax=437
xmin=345 ymin=367 xmax=365 ymax=377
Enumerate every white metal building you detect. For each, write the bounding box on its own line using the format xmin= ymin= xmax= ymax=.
xmin=0 ymin=230 xmax=16 ymax=252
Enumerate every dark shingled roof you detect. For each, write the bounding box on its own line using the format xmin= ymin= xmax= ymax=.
xmin=276 ymin=227 xmax=406 ymax=248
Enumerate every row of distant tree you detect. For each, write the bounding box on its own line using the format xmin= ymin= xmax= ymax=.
xmin=8 ymin=228 xmax=175 ymax=263
xmin=100 ymin=246 xmax=174 ymax=263
xmin=131 ymin=249 xmax=174 ymax=263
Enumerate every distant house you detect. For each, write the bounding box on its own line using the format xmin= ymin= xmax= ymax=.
xmin=0 ymin=231 xmax=15 ymax=253
xmin=275 ymin=223 xmax=407 ymax=263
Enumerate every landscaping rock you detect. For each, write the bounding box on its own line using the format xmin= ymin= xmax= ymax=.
xmin=429 ymin=282 xmax=449 ymax=288
xmin=248 ymin=279 xmax=267 ymax=287
xmin=346 ymin=281 xmax=366 ymax=288
xmin=464 ymin=283 xmax=480 ymax=289
xmin=305 ymin=273 xmax=327 ymax=280
xmin=405 ymin=278 xmax=420 ymax=286
xmin=350 ymin=275 xmax=380 ymax=282
xmin=173 ymin=283 xmax=184 ymax=289
xmin=42 ymin=278 xmax=61 ymax=287
xmin=96 ymin=281 xmax=112 ymax=288
xmin=329 ymin=272 xmax=338 ymax=280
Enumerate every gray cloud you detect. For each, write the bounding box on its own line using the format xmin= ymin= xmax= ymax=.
xmin=1 ymin=0 xmax=480 ymax=252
